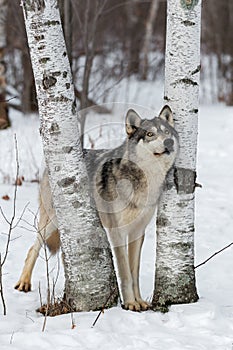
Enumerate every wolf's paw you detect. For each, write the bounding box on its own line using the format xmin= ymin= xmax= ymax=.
xmin=14 ymin=277 xmax=31 ymax=292
xmin=123 ymin=299 xmax=149 ymax=312
xmin=136 ymin=298 xmax=150 ymax=311
xmin=123 ymin=301 xmax=141 ymax=311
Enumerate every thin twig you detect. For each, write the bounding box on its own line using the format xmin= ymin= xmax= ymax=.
xmin=0 ymin=135 xmax=20 ymax=315
xmin=51 ymin=254 xmax=61 ymax=304
xmin=26 ymin=311 xmax=35 ymax=323
xmin=0 ymin=206 xmax=10 ymax=225
xmin=195 ymin=242 xmax=233 ymax=269
xmin=0 ymin=96 xmax=17 ymax=103
xmin=92 ymin=287 xmax=117 ymax=328
xmin=38 ymin=282 xmax=43 ymax=308
xmin=12 ymin=202 xmax=30 ymax=229
xmin=0 ymin=254 xmax=6 ymax=315
xmin=10 ymin=331 xmax=15 ymax=345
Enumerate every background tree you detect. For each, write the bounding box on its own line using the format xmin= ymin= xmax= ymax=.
xmin=0 ymin=0 xmax=10 ymax=129
xmin=1 ymin=0 xmax=232 ymax=116
xmin=140 ymin=0 xmax=159 ymax=80
xmin=152 ymin=0 xmax=201 ymax=311
xmin=21 ymin=0 xmax=118 ymax=312
xmin=201 ymin=0 xmax=233 ymax=105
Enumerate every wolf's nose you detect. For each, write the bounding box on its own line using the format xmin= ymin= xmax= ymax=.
xmin=164 ymin=138 xmax=174 ymax=151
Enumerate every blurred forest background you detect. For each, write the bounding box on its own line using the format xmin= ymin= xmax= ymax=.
xmin=0 ymin=0 xmax=233 ymax=130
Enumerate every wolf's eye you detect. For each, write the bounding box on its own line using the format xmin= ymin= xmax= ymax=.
xmin=147 ymin=132 xmax=154 ymax=137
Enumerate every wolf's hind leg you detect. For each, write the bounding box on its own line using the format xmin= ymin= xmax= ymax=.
xmin=14 ymin=235 xmax=43 ymax=292
xmin=128 ymin=233 xmax=149 ymax=310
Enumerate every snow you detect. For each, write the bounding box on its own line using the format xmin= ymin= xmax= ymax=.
xmin=1 ymin=95 xmax=233 ymax=349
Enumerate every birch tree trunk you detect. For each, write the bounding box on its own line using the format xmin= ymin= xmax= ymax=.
xmin=140 ymin=0 xmax=159 ymax=80
xmin=0 ymin=0 xmax=10 ymax=129
xmin=152 ymin=0 xmax=201 ymax=310
xmin=21 ymin=0 xmax=118 ymax=312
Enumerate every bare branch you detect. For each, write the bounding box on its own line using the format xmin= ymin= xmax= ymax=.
xmin=0 ymin=254 xmax=6 ymax=315
xmin=195 ymin=242 xmax=233 ymax=269
xmin=0 ymin=206 xmax=10 ymax=225
xmin=92 ymin=287 xmax=117 ymax=328
xmin=0 ymin=96 xmax=18 ymax=103
xmin=12 ymin=202 xmax=30 ymax=229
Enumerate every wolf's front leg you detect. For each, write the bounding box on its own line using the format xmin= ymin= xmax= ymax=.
xmin=113 ymin=245 xmax=141 ymax=311
xmin=128 ymin=234 xmax=149 ymax=311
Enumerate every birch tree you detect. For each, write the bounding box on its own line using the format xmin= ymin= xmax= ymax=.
xmin=0 ymin=0 xmax=10 ymax=129
xmin=152 ymin=0 xmax=201 ymax=310
xmin=21 ymin=0 xmax=118 ymax=312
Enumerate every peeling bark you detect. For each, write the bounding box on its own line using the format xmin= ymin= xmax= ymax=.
xmin=21 ymin=0 xmax=118 ymax=312
xmin=152 ymin=0 xmax=201 ymax=310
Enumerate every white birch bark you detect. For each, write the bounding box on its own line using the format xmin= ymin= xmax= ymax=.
xmin=21 ymin=0 xmax=118 ymax=311
xmin=152 ymin=0 xmax=201 ymax=310
xmin=0 ymin=0 xmax=9 ymax=129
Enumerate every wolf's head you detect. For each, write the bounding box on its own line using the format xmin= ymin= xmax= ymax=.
xmin=125 ymin=105 xmax=179 ymax=162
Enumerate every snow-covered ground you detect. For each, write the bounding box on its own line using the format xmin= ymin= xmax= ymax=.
xmin=0 ymin=91 xmax=233 ymax=349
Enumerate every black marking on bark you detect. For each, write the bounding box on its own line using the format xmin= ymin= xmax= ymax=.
xmin=164 ymin=95 xmax=170 ymax=101
xmin=62 ymin=146 xmax=73 ymax=153
xmin=42 ymin=75 xmax=57 ymax=89
xmin=174 ymin=167 xmax=196 ymax=194
xmin=72 ymin=100 xmax=76 ymax=115
xmin=172 ymin=78 xmax=198 ymax=87
xmin=55 ymin=166 xmax=61 ymax=172
xmin=44 ymin=20 xmax=60 ymax=26
xmin=66 ymin=83 xmax=71 ymax=89
xmin=25 ymin=0 xmax=45 ymax=12
xmin=191 ymin=65 xmax=201 ymax=75
xmin=34 ymin=35 xmax=45 ymax=41
xmin=72 ymin=200 xmax=81 ymax=208
xmin=52 ymin=71 xmax=61 ymax=77
xmin=50 ymin=96 xmax=71 ymax=103
xmin=170 ymin=241 xmax=193 ymax=251
xmin=38 ymin=45 xmax=45 ymax=51
xmin=177 ymin=200 xmax=189 ymax=208
xmin=182 ymin=20 xmax=195 ymax=26
xmin=63 ymin=71 xmax=68 ymax=78
xmin=189 ymin=108 xmax=199 ymax=114
xmin=195 ymin=182 xmax=202 ymax=188
xmin=157 ymin=215 xmax=170 ymax=227
xmin=57 ymin=176 xmax=76 ymax=188
xmin=63 ymin=52 xmax=67 ymax=57
xmin=39 ymin=57 xmax=50 ymax=64
xmin=180 ymin=0 xmax=199 ymax=10
xmin=49 ymin=122 xmax=60 ymax=135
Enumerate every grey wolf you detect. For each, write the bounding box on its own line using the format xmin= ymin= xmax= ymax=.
xmin=15 ymin=105 xmax=179 ymax=311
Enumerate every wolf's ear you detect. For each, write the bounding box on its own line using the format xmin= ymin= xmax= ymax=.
xmin=159 ymin=105 xmax=174 ymax=127
xmin=125 ymin=109 xmax=141 ymax=136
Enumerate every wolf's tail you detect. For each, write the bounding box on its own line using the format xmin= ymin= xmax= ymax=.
xmin=46 ymin=229 xmax=61 ymax=255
